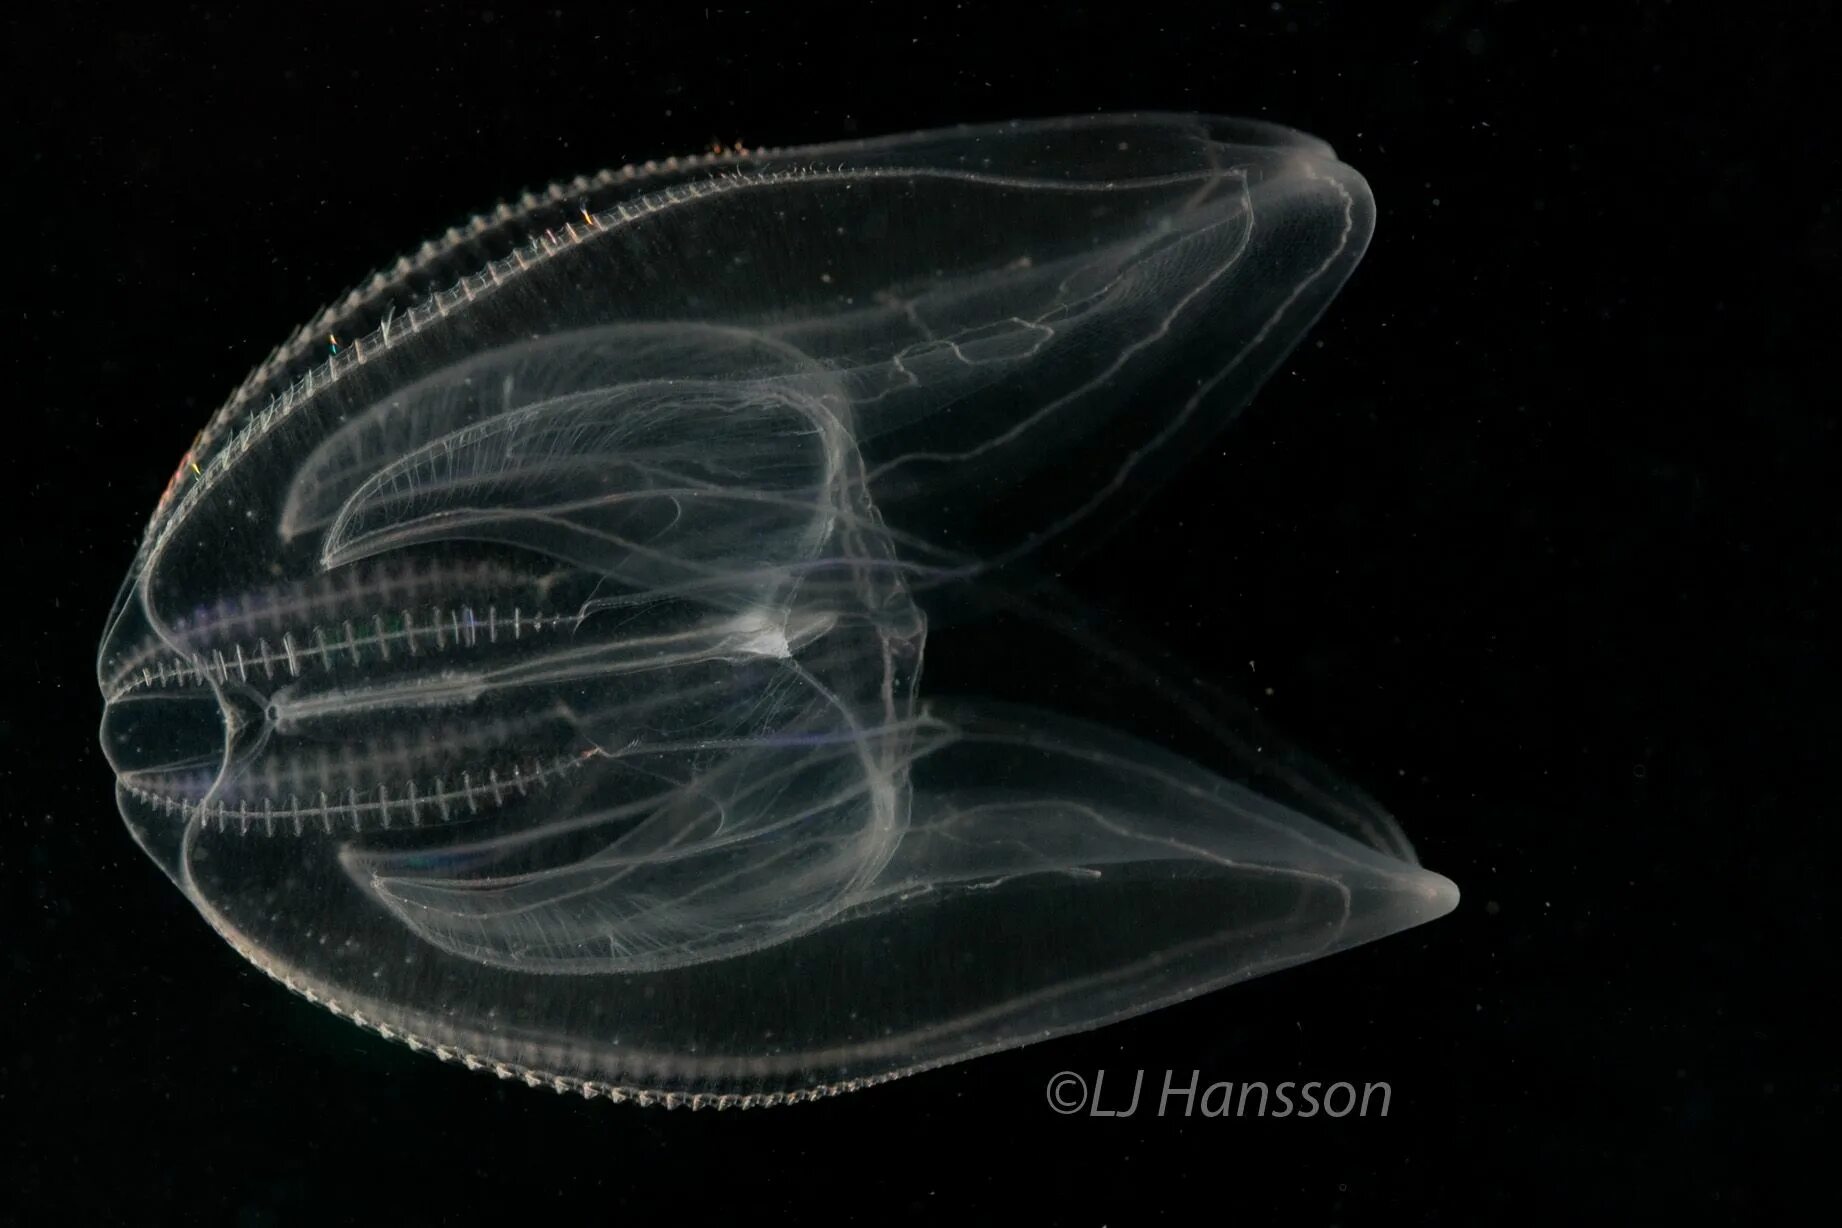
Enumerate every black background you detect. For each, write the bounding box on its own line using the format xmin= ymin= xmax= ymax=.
xmin=6 ymin=3 xmax=1833 ymax=1223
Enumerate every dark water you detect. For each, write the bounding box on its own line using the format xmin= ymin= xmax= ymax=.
xmin=8 ymin=3 xmax=1830 ymax=1222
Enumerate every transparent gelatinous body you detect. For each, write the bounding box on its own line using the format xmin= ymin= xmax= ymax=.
xmin=97 ymin=114 xmax=1457 ymax=1106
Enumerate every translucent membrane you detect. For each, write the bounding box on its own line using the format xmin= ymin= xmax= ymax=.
xmin=98 ymin=113 xmax=1456 ymax=1106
